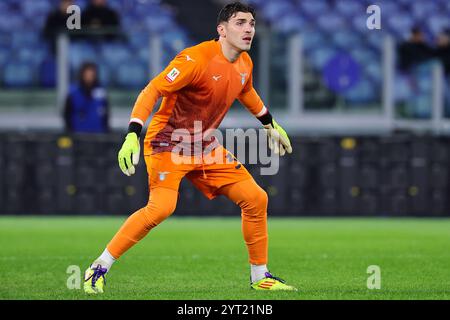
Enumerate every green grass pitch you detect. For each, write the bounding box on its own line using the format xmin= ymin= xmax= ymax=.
xmin=1 ymin=216 xmax=449 ymax=300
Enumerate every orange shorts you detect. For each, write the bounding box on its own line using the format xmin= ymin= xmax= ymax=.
xmin=144 ymin=145 xmax=253 ymax=199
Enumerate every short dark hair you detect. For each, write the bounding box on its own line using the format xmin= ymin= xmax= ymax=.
xmin=79 ymin=61 xmax=99 ymax=86
xmin=411 ymin=26 xmax=422 ymax=35
xmin=217 ymin=1 xmax=256 ymax=26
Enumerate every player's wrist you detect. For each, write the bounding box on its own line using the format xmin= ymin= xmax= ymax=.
xmin=127 ymin=121 xmax=143 ymax=138
xmin=257 ymin=111 xmax=273 ymax=127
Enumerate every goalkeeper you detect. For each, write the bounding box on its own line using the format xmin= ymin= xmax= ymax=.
xmin=84 ymin=1 xmax=296 ymax=293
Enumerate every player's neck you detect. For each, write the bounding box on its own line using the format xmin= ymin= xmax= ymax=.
xmin=218 ymin=37 xmax=241 ymax=63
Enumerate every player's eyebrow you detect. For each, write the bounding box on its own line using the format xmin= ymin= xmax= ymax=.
xmin=235 ymin=18 xmax=255 ymax=23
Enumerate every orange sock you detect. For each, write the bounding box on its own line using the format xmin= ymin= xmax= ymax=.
xmin=219 ymin=178 xmax=268 ymax=265
xmin=107 ymin=187 xmax=178 ymax=259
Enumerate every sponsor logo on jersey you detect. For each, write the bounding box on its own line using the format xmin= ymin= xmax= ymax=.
xmin=165 ymin=68 xmax=180 ymax=83
xmin=212 ymin=75 xmax=222 ymax=81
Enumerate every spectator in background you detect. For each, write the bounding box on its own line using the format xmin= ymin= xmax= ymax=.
xmin=64 ymin=62 xmax=109 ymax=133
xmin=435 ymin=29 xmax=450 ymax=75
xmin=82 ymin=0 xmax=121 ymax=39
xmin=397 ymin=26 xmax=434 ymax=71
xmin=42 ymin=0 xmax=74 ymax=53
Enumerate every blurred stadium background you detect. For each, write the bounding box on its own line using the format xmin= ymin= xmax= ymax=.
xmin=0 ymin=0 xmax=450 ymax=217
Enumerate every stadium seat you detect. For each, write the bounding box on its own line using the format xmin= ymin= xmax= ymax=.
xmin=75 ymin=0 xmax=89 ymax=10
xmin=334 ymin=1 xmax=364 ymax=17
xmin=308 ymin=47 xmax=336 ymax=69
xmin=387 ymin=14 xmax=415 ymax=39
xmin=351 ymin=15 xmax=371 ymax=34
xmin=260 ymin=1 xmax=295 ymax=23
xmin=371 ymin=0 xmax=400 ymax=16
xmin=39 ymin=56 xmax=56 ymax=88
xmin=101 ymin=43 xmax=133 ymax=66
xmin=393 ymin=74 xmax=413 ymax=103
xmin=366 ymin=31 xmax=385 ymax=51
xmin=115 ymin=61 xmax=149 ymax=88
xmin=96 ymin=62 xmax=112 ymax=87
xmin=0 ymin=12 xmax=24 ymax=32
xmin=246 ymin=0 xmax=266 ymax=7
xmin=302 ymin=32 xmax=328 ymax=53
xmin=137 ymin=47 xmax=150 ymax=65
xmin=3 ymin=61 xmax=34 ymax=87
xmin=69 ymin=42 xmax=98 ymax=71
xmin=349 ymin=47 xmax=377 ymax=66
xmin=427 ymin=15 xmax=450 ymax=35
xmin=411 ymin=1 xmax=440 ymax=20
xmin=317 ymin=13 xmax=345 ymax=32
xmin=16 ymin=46 xmax=48 ymax=67
xmin=20 ymin=0 xmax=52 ymax=17
xmin=366 ymin=61 xmax=382 ymax=83
xmin=332 ymin=31 xmax=362 ymax=50
xmin=272 ymin=13 xmax=305 ymax=33
xmin=11 ymin=31 xmax=39 ymax=49
xmin=344 ymin=79 xmax=376 ymax=104
xmin=162 ymin=30 xmax=189 ymax=53
xmin=0 ymin=47 xmax=9 ymax=68
xmin=128 ymin=33 xmax=151 ymax=50
xmin=144 ymin=14 xmax=176 ymax=33
xmin=297 ymin=0 xmax=329 ymax=18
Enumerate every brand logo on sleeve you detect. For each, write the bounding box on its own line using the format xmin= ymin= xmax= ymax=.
xmin=240 ymin=73 xmax=247 ymax=85
xmin=165 ymin=68 xmax=180 ymax=83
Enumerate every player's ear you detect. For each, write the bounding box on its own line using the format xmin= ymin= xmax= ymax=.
xmin=217 ymin=23 xmax=226 ymax=38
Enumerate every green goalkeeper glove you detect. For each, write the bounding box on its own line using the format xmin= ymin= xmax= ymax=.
xmin=118 ymin=132 xmax=140 ymax=176
xmin=263 ymin=119 xmax=293 ymax=156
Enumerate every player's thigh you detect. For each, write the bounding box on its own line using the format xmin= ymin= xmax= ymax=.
xmin=186 ymin=147 xmax=254 ymax=199
xmin=218 ymin=177 xmax=268 ymax=206
xmin=144 ymin=152 xmax=192 ymax=193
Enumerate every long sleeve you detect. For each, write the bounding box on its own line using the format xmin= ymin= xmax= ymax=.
xmin=128 ymin=82 xmax=162 ymax=126
xmin=238 ymin=86 xmax=267 ymax=117
xmin=128 ymin=49 xmax=200 ymax=126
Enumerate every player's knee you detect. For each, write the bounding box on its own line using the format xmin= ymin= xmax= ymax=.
xmin=140 ymin=200 xmax=176 ymax=228
xmin=241 ymin=187 xmax=268 ymax=215
xmin=254 ymin=188 xmax=268 ymax=209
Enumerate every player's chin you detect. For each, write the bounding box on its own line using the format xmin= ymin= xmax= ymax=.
xmin=239 ymin=44 xmax=252 ymax=51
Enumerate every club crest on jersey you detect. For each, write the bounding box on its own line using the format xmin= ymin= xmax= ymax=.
xmin=158 ymin=171 xmax=170 ymax=181
xmin=240 ymin=73 xmax=247 ymax=85
xmin=165 ymin=68 xmax=180 ymax=83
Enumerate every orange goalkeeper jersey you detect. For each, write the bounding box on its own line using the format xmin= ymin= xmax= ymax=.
xmin=129 ymin=39 xmax=266 ymax=155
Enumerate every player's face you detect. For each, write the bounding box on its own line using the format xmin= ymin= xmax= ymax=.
xmin=223 ymin=12 xmax=255 ymax=52
xmin=82 ymin=68 xmax=97 ymax=87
